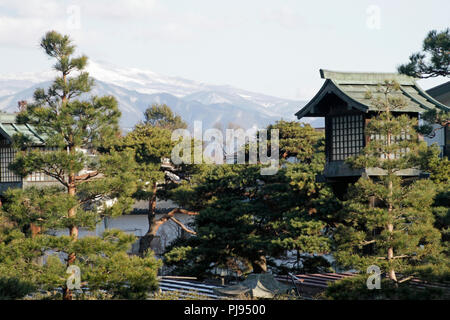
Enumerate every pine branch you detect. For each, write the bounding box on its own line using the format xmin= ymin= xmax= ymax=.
xmin=75 ymin=171 xmax=100 ymax=183
xmin=176 ymin=208 xmax=200 ymax=216
xmin=149 ymin=208 xmax=199 ymax=237
xmin=377 ymin=254 xmax=411 ymax=260
xmin=397 ymin=276 xmax=414 ymax=284
xmin=360 ymin=240 xmax=376 ymax=246
xmin=169 ymin=217 xmax=197 ymax=235
xmin=392 ymin=255 xmax=411 ymax=260
xmin=42 ymin=168 xmax=68 ymax=187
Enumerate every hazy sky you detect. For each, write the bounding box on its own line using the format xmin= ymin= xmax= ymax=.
xmin=0 ymin=0 xmax=449 ymax=100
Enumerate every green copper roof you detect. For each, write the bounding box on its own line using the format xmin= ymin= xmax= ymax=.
xmin=0 ymin=112 xmax=45 ymax=145
xmin=320 ymin=69 xmax=416 ymax=85
xmin=296 ymin=69 xmax=450 ymax=118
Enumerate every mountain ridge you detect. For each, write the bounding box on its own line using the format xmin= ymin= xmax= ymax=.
xmin=0 ymin=61 xmax=320 ymax=130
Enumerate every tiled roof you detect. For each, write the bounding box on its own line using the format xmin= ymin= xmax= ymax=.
xmin=276 ymin=272 xmax=355 ymax=289
xmin=276 ymin=272 xmax=450 ymax=299
xmin=0 ymin=113 xmax=45 ymax=145
xmin=157 ymin=277 xmax=225 ymax=299
xmin=296 ymin=69 xmax=450 ymax=119
xmin=157 ymin=274 xmax=450 ymax=299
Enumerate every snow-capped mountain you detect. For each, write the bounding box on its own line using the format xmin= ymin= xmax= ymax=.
xmin=0 ymin=61 xmax=320 ymax=130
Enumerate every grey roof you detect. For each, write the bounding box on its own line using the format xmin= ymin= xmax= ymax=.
xmin=296 ymin=69 xmax=450 ymax=119
xmin=276 ymin=272 xmax=450 ymax=299
xmin=276 ymin=272 xmax=355 ymax=289
xmin=426 ymin=81 xmax=450 ymax=106
xmin=0 ymin=113 xmax=45 ymax=146
xmin=214 ymin=273 xmax=292 ymax=298
xmin=158 ymin=277 xmax=225 ymax=299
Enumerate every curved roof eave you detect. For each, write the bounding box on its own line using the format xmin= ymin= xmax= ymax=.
xmin=0 ymin=124 xmax=13 ymax=143
xmin=414 ymin=84 xmax=450 ymax=112
xmin=295 ymin=79 xmax=369 ymax=119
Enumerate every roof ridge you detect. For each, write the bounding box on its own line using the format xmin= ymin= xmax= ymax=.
xmin=320 ymin=69 xmax=416 ymax=85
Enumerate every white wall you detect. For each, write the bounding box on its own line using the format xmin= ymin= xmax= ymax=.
xmin=423 ymin=123 xmax=445 ymax=156
xmin=50 ymin=213 xmax=194 ymax=255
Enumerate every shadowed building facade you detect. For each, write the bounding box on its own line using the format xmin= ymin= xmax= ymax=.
xmin=0 ymin=112 xmax=58 ymax=197
xmin=426 ymin=81 xmax=450 ymax=158
xmin=295 ymin=70 xmax=449 ymax=197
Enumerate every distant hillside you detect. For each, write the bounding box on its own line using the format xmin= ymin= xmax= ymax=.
xmin=0 ymin=61 xmax=321 ymax=130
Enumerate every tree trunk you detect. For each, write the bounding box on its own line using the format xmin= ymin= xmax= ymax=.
xmin=139 ymin=182 xmax=158 ymax=256
xmin=387 ymin=220 xmax=397 ymax=282
xmin=386 ymin=125 xmax=397 ymax=283
xmin=139 ymin=219 xmax=161 ymax=257
xmin=63 ymin=173 xmax=78 ymax=300
xmin=252 ymin=255 xmax=267 ymax=273
xmin=30 ymin=223 xmax=41 ymax=238
xmin=62 ymin=71 xmax=76 ymax=300
xmin=67 ymin=174 xmax=78 ymax=239
xmin=139 ymin=207 xmax=198 ymax=257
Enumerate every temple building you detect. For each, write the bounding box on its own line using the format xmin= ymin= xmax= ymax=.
xmin=0 ymin=112 xmax=58 ymax=196
xmin=295 ymin=70 xmax=450 ymax=192
xmin=426 ymin=81 xmax=450 ymax=157
xmin=0 ymin=111 xmax=187 ymax=255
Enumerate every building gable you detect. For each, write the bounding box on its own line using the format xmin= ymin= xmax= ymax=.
xmin=296 ymin=69 xmax=449 ymax=119
xmin=0 ymin=113 xmax=45 ymax=146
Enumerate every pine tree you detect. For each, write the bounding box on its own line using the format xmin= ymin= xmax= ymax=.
xmin=0 ymin=186 xmax=76 ymax=238
xmin=398 ymin=28 xmax=449 ymax=79
xmin=334 ymin=81 xmax=444 ymax=284
xmin=144 ymin=104 xmax=188 ymax=130
xmin=118 ymin=124 xmax=173 ymax=255
xmin=116 ymin=104 xmax=195 ymax=256
xmin=398 ymin=28 xmax=449 ymax=137
xmin=0 ymin=224 xmax=161 ymax=299
xmin=164 ymin=121 xmax=339 ymax=276
xmin=268 ymin=120 xmax=323 ymax=161
xmin=418 ymin=145 xmax=450 ymax=260
xmin=9 ymin=31 xmax=139 ymax=299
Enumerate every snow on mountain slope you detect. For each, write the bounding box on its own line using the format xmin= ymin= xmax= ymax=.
xmin=0 ymin=81 xmax=52 ymax=113
xmin=0 ymin=61 xmax=317 ymax=130
xmin=86 ymin=61 xmax=209 ymax=97
xmin=87 ymin=61 xmax=307 ymax=115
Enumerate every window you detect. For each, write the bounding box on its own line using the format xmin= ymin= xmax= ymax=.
xmin=330 ymin=115 xmax=364 ymax=161
xmin=370 ymin=132 xmax=411 ymax=159
xmin=25 ymin=171 xmax=56 ymax=182
xmin=24 ymin=147 xmax=59 ymax=182
xmin=0 ymin=147 xmax=22 ymax=182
